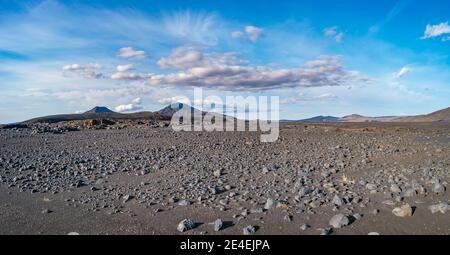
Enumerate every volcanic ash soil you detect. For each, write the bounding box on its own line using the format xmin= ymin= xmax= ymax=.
xmin=0 ymin=123 xmax=449 ymax=235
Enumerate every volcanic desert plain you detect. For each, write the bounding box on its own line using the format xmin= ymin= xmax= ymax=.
xmin=0 ymin=105 xmax=449 ymax=235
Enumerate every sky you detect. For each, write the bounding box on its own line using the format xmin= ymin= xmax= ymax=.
xmin=0 ymin=0 xmax=449 ymax=123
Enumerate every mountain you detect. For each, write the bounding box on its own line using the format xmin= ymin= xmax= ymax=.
xmin=156 ymin=103 xmax=238 ymax=125
xmin=338 ymin=114 xmax=400 ymax=122
xmin=395 ymin=107 xmax=450 ymax=122
xmin=283 ymin=107 xmax=450 ymax=123
xmin=18 ymin=103 xmax=218 ymax=125
xmin=282 ymin=115 xmax=339 ymax=122
xmin=84 ymin=106 xmax=115 ymax=114
xmin=22 ymin=108 xmax=160 ymax=125
xmin=7 ymin=104 xmax=450 ymax=126
xmin=156 ymin=103 xmax=204 ymax=119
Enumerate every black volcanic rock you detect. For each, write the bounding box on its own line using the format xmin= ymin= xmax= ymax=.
xmin=84 ymin=106 xmax=115 ymax=114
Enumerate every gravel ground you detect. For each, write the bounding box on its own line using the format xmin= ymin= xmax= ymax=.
xmin=0 ymin=122 xmax=449 ymax=235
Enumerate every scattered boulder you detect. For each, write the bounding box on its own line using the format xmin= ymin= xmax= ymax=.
xmin=243 ymin=225 xmax=256 ymax=235
xmin=329 ymin=214 xmax=350 ymax=228
xmin=213 ymin=219 xmax=223 ymax=232
xmin=210 ymin=186 xmax=225 ymax=195
xmin=300 ymin=224 xmax=310 ymax=231
xmin=332 ymin=195 xmax=344 ymax=206
xmin=392 ymin=203 xmax=413 ymax=217
xmin=284 ymin=214 xmax=293 ymax=222
xmin=318 ymin=228 xmax=333 ymax=235
xmin=178 ymin=200 xmax=191 ymax=206
xmin=177 ymin=219 xmax=196 ymax=232
xmin=213 ymin=169 xmax=222 ymax=177
xmin=366 ymin=183 xmax=377 ymax=190
xmin=75 ymin=180 xmax=85 ymax=188
xmin=264 ymin=198 xmax=278 ymax=210
xmin=83 ymin=119 xmax=115 ymax=129
xmin=390 ymin=184 xmax=402 ymax=193
xmin=431 ymin=183 xmax=446 ymax=194
xmin=403 ymin=189 xmax=416 ymax=197
xmin=122 ymin=195 xmax=133 ymax=203
xmin=428 ymin=202 xmax=450 ymax=214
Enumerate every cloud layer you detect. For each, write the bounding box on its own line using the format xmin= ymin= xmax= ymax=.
xmin=148 ymin=55 xmax=369 ymax=90
xmin=109 ymin=48 xmax=370 ymax=91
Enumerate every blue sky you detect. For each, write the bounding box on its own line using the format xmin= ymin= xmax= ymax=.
xmin=0 ymin=0 xmax=449 ymax=123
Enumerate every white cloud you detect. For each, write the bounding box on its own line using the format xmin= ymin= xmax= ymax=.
xmin=324 ymin=27 xmax=338 ymax=37
xmin=280 ymin=92 xmax=337 ymax=104
xmin=114 ymin=103 xmax=142 ymax=113
xmin=324 ymin=26 xmax=344 ymax=43
xmin=118 ymin=47 xmax=147 ymax=58
xmin=316 ymin=93 xmax=338 ymax=100
xmin=163 ymin=10 xmax=220 ymax=45
xmin=245 ymin=26 xmax=263 ymax=42
xmin=231 ymin=25 xmax=263 ymax=42
xmin=22 ymin=88 xmax=49 ymax=97
xmin=116 ymin=64 xmax=135 ymax=72
xmin=158 ymin=47 xmax=204 ymax=68
xmin=131 ymin=97 xmax=142 ymax=104
xmin=62 ymin=63 xmax=103 ymax=79
xmin=157 ymin=96 xmax=191 ymax=105
xmin=111 ymin=72 xmax=151 ymax=80
xmin=421 ymin=21 xmax=450 ymax=39
xmin=157 ymin=46 xmax=246 ymax=69
xmin=231 ymin=31 xmax=243 ymax=38
xmin=62 ymin=63 xmax=102 ymax=71
xmin=62 ymin=64 xmax=82 ymax=71
xmin=334 ymin=32 xmax=344 ymax=43
xmin=114 ymin=97 xmax=143 ymax=112
xmin=396 ymin=66 xmax=410 ymax=78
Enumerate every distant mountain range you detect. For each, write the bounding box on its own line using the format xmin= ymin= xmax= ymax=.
xmin=18 ymin=104 xmax=212 ymax=125
xmin=290 ymin=107 xmax=450 ymax=123
xmin=21 ymin=107 xmax=163 ymax=125
xmin=3 ymin=105 xmax=450 ymax=126
xmin=282 ymin=116 xmax=339 ymax=122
